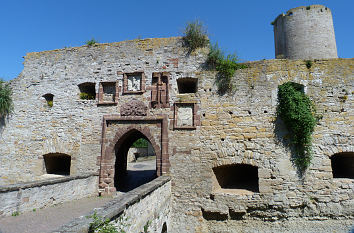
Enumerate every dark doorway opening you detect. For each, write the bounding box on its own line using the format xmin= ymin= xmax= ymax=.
xmin=114 ymin=129 xmax=156 ymax=192
xmin=177 ymin=78 xmax=198 ymax=93
xmin=213 ymin=164 xmax=259 ymax=192
xmin=43 ymin=153 xmax=71 ymax=175
xmin=331 ymin=152 xmax=354 ymax=179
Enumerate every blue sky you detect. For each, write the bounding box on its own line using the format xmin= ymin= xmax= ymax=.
xmin=1 ymin=0 xmax=353 ymax=81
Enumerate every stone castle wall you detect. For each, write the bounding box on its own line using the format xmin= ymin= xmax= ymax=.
xmin=0 ymin=38 xmax=353 ymax=232
xmin=0 ymin=173 xmax=98 ymax=217
xmin=169 ymin=58 xmax=353 ymax=232
xmin=0 ymin=37 xmax=206 ymax=184
xmin=273 ymin=5 xmax=338 ymax=59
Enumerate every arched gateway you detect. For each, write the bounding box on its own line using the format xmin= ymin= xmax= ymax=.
xmin=98 ymin=115 xmax=169 ymax=195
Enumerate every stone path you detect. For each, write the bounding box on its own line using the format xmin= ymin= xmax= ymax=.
xmin=0 ymin=159 xmax=156 ymax=233
xmin=0 ymin=196 xmax=113 ymax=233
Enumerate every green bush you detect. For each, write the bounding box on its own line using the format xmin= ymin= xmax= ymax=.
xmin=132 ymin=138 xmax=148 ymax=148
xmin=86 ymin=38 xmax=98 ymax=46
xmin=0 ymin=79 xmax=14 ymax=118
xmin=305 ymin=60 xmax=313 ymax=69
xmin=88 ymin=212 xmax=119 ymax=233
xmin=206 ymin=43 xmax=224 ymax=69
xmin=182 ymin=20 xmax=209 ymax=52
xmin=47 ymin=100 xmax=53 ymax=107
xmin=11 ymin=211 xmax=19 ymax=216
xmin=207 ymin=43 xmax=247 ymax=94
xmin=80 ymin=92 xmax=95 ymax=100
xmin=277 ymin=82 xmax=317 ymax=171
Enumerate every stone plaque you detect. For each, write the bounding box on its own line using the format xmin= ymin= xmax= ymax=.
xmin=177 ymin=105 xmax=193 ymax=127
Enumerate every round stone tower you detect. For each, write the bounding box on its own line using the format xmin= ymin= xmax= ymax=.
xmin=273 ymin=5 xmax=338 ymax=59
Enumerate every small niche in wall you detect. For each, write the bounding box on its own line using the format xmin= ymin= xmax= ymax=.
xmin=42 ymin=93 xmax=54 ymax=107
xmin=177 ymin=78 xmax=198 ymax=93
xmin=331 ymin=152 xmax=354 ymax=179
xmin=78 ymin=82 xmax=96 ymax=100
xmin=98 ymin=81 xmax=118 ymax=105
xmin=43 ymin=153 xmax=71 ymax=175
xmin=212 ymin=164 xmax=259 ymax=194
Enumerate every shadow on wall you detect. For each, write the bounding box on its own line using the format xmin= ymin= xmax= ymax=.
xmin=0 ymin=115 xmax=8 ymax=138
xmin=273 ymin=117 xmax=303 ymax=178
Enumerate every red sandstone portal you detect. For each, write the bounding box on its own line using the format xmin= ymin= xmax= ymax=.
xmin=98 ymin=115 xmax=169 ymax=194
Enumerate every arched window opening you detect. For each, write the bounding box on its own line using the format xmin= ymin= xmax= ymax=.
xmin=42 ymin=93 xmax=54 ymax=107
xmin=43 ymin=153 xmax=71 ymax=175
xmin=331 ymin=152 xmax=354 ymax=179
xmin=177 ymin=78 xmax=198 ymax=93
xmin=212 ymin=164 xmax=259 ymax=194
xmin=114 ymin=130 xmax=156 ymax=192
xmin=78 ymin=82 xmax=96 ymax=100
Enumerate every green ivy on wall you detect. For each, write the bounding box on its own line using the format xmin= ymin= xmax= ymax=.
xmin=207 ymin=43 xmax=247 ymax=94
xmin=277 ymin=82 xmax=317 ymax=172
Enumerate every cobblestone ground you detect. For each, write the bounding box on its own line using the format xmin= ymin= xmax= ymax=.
xmin=0 ymin=159 xmax=156 ymax=233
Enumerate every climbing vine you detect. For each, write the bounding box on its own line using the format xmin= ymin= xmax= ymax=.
xmin=277 ymin=82 xmax=317 ymax=171
xmin=0 ymin=79 xmax=13 ymax=118
xmin=181 ymin=21 xmax=246 ymax=94
xmin=207 ymin=43 xmax=247 ymax=94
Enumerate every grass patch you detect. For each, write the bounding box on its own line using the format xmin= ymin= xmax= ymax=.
xmin=305 ymin=60 xmax=313 ymax=69
xmin=86 ymin=38 xmax=98 ymax=46
xmin=80 ymin=92 xmax=95 ymax=100
xmin=182 ymin=20 xmax=209 ymax=53
xmin=87 ymin=212 xmax=119 ymax=233
xmin=0 ymin=79 xmax=13 ymax=118
xmin=11 ymin=211 xmax=19 ymax=216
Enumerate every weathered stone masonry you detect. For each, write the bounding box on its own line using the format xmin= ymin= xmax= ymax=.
xmin=0 ymin=35 xmax=353 ymax=231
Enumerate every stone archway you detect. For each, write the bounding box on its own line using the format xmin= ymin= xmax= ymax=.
xmin=113 ymin=128 xmax=160 ymax=191
xmin=98 ymin=115 xmax=169 ymax=195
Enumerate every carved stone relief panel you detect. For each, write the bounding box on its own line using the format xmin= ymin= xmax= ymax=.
xmin=123 ymin=72 xmax=145 ymax=94
xmin=127 ymin=75 xmax=142 ymax=91
xmin=120 ymin=99 xmax=148 ymax=116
